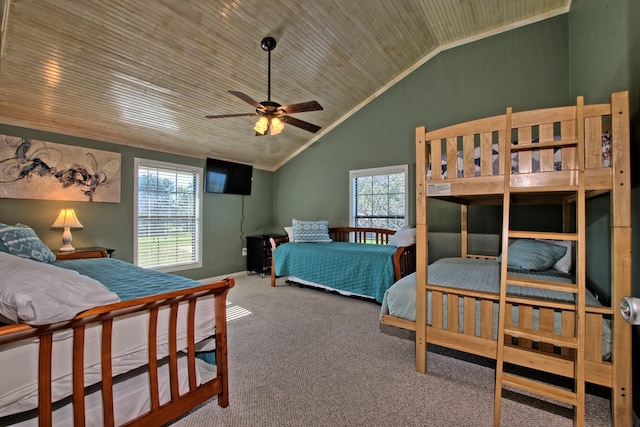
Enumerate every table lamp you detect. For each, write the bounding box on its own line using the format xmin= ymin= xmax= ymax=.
xmin=51 ymin=208 xmax=83 ymax=251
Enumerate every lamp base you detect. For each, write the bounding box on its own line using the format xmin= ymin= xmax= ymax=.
xmin=58 ymin=244 xmax=75 ymax=252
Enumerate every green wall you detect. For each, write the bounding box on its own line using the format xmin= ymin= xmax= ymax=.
xmin=0 ymin=125 xmax=274 ymax=279
xmin=569 ymin=0 xmax=640 ymax=415
xmin=273 ymin=16 xmax=571 ymax=253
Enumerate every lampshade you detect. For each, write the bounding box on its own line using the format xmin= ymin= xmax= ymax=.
xmin=51 ymin=209 xmax=83 ymax=252
xmin=253 ymin=116 xmax=269 ymax=135
xmin=253 ymin=116 xmax=284 ymax=136
xmin=270 ymin=117 xmax=284 ymax=135
xmin=51 ymin=209 xmax=84 ymax=229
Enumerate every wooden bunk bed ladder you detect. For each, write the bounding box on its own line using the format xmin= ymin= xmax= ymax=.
xmin=493 ymin=97 xmax=587 ymax=426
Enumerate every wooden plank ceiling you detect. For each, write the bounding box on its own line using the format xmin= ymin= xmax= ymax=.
xmin=0 ymin=0 xmax=569 ymax=170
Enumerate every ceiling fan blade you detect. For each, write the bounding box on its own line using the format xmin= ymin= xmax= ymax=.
xmin=205 ymin=113 xmax=259 ymax=119
xmin=281 ymin=115 xmax=322 ymax=133
xmin=279 ymin=100 xmax=323 ymax=114
xmin=228 ymin=90 xmax=264 ymax=109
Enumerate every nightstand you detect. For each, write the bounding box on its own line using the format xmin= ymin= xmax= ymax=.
xmin=246 ymin=234 xmax=286 ymax=277
xmin=54 ymin=247 xmax=115 ymax=260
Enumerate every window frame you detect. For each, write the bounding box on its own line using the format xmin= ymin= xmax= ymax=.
xmin=134 ymin=158 xmax=203 ymax=272
xmin=349 ymin=164 xmax=410 ymax=231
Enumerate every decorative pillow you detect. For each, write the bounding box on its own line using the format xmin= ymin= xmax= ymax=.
xmin=0 ymin=223 xmax=56 ymax=263
xmin=495 ymin=239 xmax=567 ymax=271
xmin=284 ymin=226 xmax=294 ymax=242
xmin=291 ymin=219 xmax=332 ymax=243
xmin=388 ymin=226 xmax=416 ymax=247
xmin=536 ymin=239 xmax=574 ymax=273
xmin=0 ymin=252 xmax=120 ymax=325
xmin=0 ymin=223 xmax=8 ymax=253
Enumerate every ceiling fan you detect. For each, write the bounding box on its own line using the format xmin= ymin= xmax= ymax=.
xmin=205 ymin=37 xmax=323 ymax=136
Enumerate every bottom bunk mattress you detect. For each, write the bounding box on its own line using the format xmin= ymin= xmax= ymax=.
xmin=380 ymin=257 xmax=611 ymax=359
xmin=0 ymin=256 xmax=218 ymax=417
xmin=273 ymin=242 xmax=397 ymax=303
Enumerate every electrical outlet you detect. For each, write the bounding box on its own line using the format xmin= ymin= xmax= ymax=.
xmin=242 ymin=247 xmax=247 ymax=256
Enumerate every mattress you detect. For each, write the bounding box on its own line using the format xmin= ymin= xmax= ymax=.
xmin=380 ymin=257 xmax=611 ymax=359
xmin=274 ymin=241 xmax=397 ymax=303
xmin=3 ymin=354 xmax=200 ymax=427
xmin=0 ymin=258 xmax=217 ymax=417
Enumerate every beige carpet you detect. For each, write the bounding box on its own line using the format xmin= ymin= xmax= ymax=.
xmin=169 ymin=273 xmax=612 ymax=427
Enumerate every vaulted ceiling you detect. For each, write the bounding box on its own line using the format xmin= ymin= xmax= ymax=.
xmin=0 ymin=0 xmax=569 ymax=170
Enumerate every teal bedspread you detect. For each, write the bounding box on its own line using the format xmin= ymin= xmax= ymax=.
xmin=274 ymin=242 xmax=397 ymax=303
xmin=55 ymin=257 xmax=201 ymax=301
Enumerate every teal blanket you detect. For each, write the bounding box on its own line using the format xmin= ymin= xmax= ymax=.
xmin=55 ymin=257 xmax=201 ymax=301
xmin=274 ymin=242 xmax=397 ymax=303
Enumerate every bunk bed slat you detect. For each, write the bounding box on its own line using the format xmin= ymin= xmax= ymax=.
xmin=538 ymin=123 xmax=555 ymax=172
xmin=480 ymin=132 xmax=493 ymax=176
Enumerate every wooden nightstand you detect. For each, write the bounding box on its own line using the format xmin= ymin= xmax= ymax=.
xmin=54 ymin=247 xmax=115 ymax=260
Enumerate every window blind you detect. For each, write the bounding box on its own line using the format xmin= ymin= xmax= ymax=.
xmin=135 ymin=159 xmax=202 ymax=271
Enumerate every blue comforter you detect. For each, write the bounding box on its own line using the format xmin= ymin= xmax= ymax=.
xmin=55 ymin=257 xmax=201 ymax=301
xmin=274 ymin=242 xmax=397 ymax=303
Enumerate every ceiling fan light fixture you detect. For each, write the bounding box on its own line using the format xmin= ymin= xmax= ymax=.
xmin=270 ymin=117 xmax=284 ymax=135
xmin=254 ymin=116 xmax=269 ymax=134
xmin=206 ymin=37 xmax=322 ymax=135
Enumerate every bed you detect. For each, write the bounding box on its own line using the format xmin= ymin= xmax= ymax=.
xmin=0 ymin=240 xmax=232 ymax=426
xmin=380 ymin=91 xmax=632 ymax=426
xmin=269 ymin=226 xmax=416 ymax=303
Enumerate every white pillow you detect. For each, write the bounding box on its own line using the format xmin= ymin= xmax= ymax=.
xmin=284 ymin=226 xmax=294 ymax=241
xmin=388 ymin=227 xmax=416 ymax=247
xmin=536 ymin=239 xmax=574 ymax=273
xmin=0 ymin=252 xmax=120 ymax=325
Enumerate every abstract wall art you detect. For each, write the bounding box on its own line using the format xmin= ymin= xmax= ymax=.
xmin=0 ymin=134 xmax=121 ymax=202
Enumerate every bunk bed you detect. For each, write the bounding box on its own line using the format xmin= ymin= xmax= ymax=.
xmin=270 ymin=226 xmax=416 ymax=302
xmin=0 ymin=248 xmax=233 ymax=426
xmin=380 ymin=91 xmax=632 ymax=426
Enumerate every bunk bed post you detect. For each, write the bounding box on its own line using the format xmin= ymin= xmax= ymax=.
xmin=609 ymin=90 xmax=632 ymax=427
xmin=461 ymin=205 xmax=468 ymax=258
xmin=415 ymin=126 xmax=428 ymax=374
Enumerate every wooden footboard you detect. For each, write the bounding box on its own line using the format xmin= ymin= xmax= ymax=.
xmin=382 ymin=283 xmax=614 ymax=388
xmin=0 ymin=277 xmax=234 ymax=427
xmin=269 ymin=227 xmax=416 ymax=287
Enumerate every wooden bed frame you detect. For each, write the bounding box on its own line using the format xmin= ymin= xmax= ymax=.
xmin=380 ymin=91 xmax=632 ymax=425
xmin=0 ymin=275 xmax=234 ymax=426
xmin=269 ymin=227 xmax=416 ymax=288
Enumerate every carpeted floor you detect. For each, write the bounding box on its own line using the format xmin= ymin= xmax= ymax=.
xmin=169 ymin=273 xmax=612 ymax=427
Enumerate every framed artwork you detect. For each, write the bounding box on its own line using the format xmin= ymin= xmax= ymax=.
xmin=0 ymin=134 xmax=121 ymax=202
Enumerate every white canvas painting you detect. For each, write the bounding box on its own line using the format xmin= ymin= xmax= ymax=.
xmin=0 ymin=135 xmax=121 ymax=202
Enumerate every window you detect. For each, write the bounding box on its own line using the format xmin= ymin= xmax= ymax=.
xmin=134 ymin=158 xmax=202 ymax=272
xmin=350 ymin=165 xmax=409 ymax=230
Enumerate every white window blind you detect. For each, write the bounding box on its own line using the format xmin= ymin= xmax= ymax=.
xmin=134 ymin=158 xmax=202 ymax=271
xmin=349 ymin=165 xmax=408 ymax=231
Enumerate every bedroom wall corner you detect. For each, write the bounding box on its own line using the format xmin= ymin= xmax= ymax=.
xmin=569 ymin=0 xmax=640 ymax=417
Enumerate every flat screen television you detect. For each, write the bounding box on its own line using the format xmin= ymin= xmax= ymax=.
xmin=204 ymin=158 xmax=253 ymax=195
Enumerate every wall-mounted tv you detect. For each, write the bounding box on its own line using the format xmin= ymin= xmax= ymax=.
xmin=204 ymin=158 xmax=253 ymax=195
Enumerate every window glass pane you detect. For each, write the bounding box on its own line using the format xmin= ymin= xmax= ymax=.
xmin=350 ymin=165 xmax=408 ymax=235
xmin=135 ymin=159 xmax=202 ymax=271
